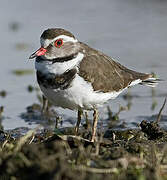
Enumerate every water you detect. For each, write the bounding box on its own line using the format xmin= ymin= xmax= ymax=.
xmin=0 ymin=0 xmax=167 ymax=130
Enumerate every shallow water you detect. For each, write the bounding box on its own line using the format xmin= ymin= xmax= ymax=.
xmin=0 ymin=0 xmax=167 ymax=130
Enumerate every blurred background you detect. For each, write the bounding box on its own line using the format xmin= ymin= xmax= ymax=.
xmin=0 ymin=0 xmax=167 ymax=130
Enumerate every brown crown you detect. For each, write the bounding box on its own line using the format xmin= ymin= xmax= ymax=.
xmin=40 ymin=28 xmax=75 ymax=40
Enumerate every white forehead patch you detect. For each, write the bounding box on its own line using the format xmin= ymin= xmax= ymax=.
xmin=40 ymin=35 xmax=78 ymax=47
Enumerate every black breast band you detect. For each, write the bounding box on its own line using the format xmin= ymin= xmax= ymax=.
xmin=37 ymin=68 xmax=77 ymax=90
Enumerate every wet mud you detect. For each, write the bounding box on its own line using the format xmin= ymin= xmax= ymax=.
xmin=0 ymin=99 xmax=167 ymax=180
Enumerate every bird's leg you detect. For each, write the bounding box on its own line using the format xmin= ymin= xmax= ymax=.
xmin=41 ymin=95 xmax=49 ymax=114
xmin=91 ymin=109 xmax=99 ymax=142
xmin=42 ymin=95 xmax=61 ymax=128
xmin=85 ymin=111 xmax=91 ymax=129
xmin=75 ymin=109 xmax=83 ymax=134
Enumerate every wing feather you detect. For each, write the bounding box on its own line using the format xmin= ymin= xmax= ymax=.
xmin=79 ymin=43 xmax=152 ymax=92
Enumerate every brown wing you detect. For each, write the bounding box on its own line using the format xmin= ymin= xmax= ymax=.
xmin=79 ymin=43 xmax=152 ymax=93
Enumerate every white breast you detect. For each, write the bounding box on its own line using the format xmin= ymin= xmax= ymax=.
xmin=40 ymin=74 xmax=123 ymax=110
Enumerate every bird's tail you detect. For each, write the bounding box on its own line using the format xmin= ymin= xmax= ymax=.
xmin=140 ymin=77 xmax=163 ymax=87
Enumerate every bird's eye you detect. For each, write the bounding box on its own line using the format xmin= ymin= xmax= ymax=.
xmin=54 ymin=39 xmax=63 ymax=48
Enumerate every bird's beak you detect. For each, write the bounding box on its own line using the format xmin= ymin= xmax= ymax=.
xmin=29 ymin=47 xmax=47 ymax=59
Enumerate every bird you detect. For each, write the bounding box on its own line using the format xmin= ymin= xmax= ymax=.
xmin=29 ymin=28 xmax=159 ymax=142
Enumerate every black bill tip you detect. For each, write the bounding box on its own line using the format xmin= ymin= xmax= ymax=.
xmin=29 ymin=53 xmax=36 ymax=59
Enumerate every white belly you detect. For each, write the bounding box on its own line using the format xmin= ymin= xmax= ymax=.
xmin=40 ymin=74 xmax=123 ymax=110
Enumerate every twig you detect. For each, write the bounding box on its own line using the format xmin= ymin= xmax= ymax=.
xmin=28 ymin=134 xmax=35 ymax=144
xmin=73 ymin=165 xmax=118 ymax=174
xmin=156 ymin=98 xmax=166 ymax=123
xmin=13 ymin=125 xmax=42 ymax=152
xmin=14 ymin=130 xmax=35 ymax=152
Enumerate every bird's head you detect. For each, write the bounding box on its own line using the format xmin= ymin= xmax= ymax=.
xmin=29 ymin=28 xmax=80 ymax=61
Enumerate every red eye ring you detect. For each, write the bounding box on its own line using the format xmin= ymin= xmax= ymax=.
xmin=54 ymin=39 xmax=63 ymax=48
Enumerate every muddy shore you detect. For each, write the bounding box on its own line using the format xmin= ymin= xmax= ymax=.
xmin=0 ymin=100 xmax=167 ymax=180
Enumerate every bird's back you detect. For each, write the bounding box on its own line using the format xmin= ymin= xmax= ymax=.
xmin=79 ymin=42 xmax=153 ymax=93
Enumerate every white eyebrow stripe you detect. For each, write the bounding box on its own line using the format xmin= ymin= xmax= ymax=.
xmin=40 ymin=35 xmax=78 ymax=47
xmin=54 ymin=35 xmax=78 ymax=42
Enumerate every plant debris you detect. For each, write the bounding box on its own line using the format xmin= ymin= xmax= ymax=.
xmin=12 ymin=69 xmax=34 ymax=76
xmin=0 ymin=90 xmax=7 ymax=98
xmin=140 ymin=120 xmax=165 ymax=139
xmin=27 ymin=85 xmax=34 ymax=92
xmin=140 ymin=98 xmax=166 ymax=140
xmin=0 ymin=106 xmax=4 ymax=119
xmin=1 ymin=125 xmax=167 ymax=180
